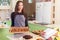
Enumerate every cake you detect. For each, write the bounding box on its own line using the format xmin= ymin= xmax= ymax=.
xmin=23 ymin=35 xmax=33 ymax=39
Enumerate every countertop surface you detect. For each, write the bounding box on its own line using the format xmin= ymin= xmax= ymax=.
xmin=7 ymin=32 xmax=44 ymax=40
xmin=0 ymin=23 xmax=47 ymax=40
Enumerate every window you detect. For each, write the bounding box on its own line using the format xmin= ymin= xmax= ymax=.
xmin=0 ymin=0 xmax=10 ymax=9
xmin=28 ymin=0 xmax=32 ymax=3
xmin=0 ymin=0 xmax=10 ymax=6
xmin=36 ymin=0 xmax=43 ymax=2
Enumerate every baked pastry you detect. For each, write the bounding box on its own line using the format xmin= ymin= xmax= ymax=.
xmin=32 ymin=30 xmax=44 ymax=35
xmin=36 ymin=38 xmax=43 ymax=40
xmin=10 ymin=27 xmax=29 ymax=33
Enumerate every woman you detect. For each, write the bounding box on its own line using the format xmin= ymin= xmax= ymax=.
xmin=11 ymin=1 xmax=28 ymax=27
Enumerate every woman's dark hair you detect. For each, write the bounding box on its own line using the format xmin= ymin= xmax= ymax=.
xmin=15 ymin=1 xmax=24 ymax=13
xmin=15 ymin=1 xmax=27 ymax=18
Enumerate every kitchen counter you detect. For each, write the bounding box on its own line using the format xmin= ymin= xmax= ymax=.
xmin=29 ymin=23 xmax=47 ymax=31
xmin=0 ymin=23 xmax=47 ymax=40
xmin=7 ymin=32 xmax=45 ymax=40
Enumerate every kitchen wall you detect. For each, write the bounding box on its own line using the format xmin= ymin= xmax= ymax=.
xmin=55 ymin=0 xmax=60 ymax=24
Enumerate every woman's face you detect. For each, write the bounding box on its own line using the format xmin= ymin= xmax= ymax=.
xmin=18 ymin=2 xmax=23 ymax=11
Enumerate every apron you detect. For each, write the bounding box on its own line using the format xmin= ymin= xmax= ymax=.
xmin=14 ymin=15 xmax=25 ymax=27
